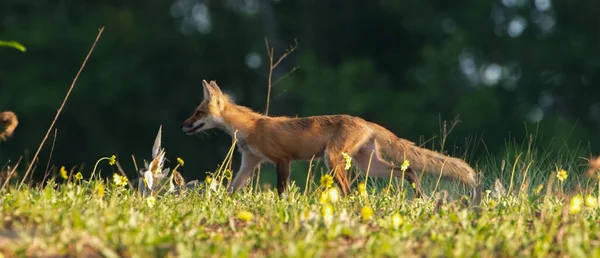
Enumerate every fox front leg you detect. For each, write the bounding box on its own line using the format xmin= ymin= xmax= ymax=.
xmin=228 ymin=152 xmax=262 ymax=192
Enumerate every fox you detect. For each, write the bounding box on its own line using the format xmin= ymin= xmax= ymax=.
xmin=181 ymin=80 xmax=478 ymax=198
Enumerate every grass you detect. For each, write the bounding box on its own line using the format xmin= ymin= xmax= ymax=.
xmin=3 ymin=27 xmax=599 ymax=257
xmin=1 ymin=135 xmax=600 ymax=258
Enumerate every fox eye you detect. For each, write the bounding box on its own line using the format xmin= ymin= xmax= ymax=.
xmin=195 ymin=110 xmax=205 ymax=116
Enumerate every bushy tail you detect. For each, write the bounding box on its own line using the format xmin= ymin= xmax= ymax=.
xmin=371 ymin=123 xmax=477 ymax=187
xmin=401 ymin=143 xmax=477 ymax=187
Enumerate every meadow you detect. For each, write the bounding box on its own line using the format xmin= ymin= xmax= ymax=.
xmin=1 ymin=134 xmax=600 ymax=258
xmin=2 ymin=29 xmax=600 ymax=258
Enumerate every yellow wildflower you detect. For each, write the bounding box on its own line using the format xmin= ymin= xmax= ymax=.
xmin=488 ymin=199 xmax=497 ymax=208
xmin=557 ymin=169 xmax=568 ymax=182
xmin=74 ymin=172 xmax=83 ymax=181
xmin=146 ymin=196 xmax=156 ymax=208
xmin=535 ymin=184 xmax=544 ymax=194
xmin=400 ymin=160 xmax=410 ymax=172
xmin=224 ymin=169 xmax=233 ymax=180
xmin=320 ymin=174 xmax=334 ymax=188
xmin=327 ymin=187 xmax=340 ymax=203
xmin=321 ymin=203 xmax=334 ymax=217
xmin=358 ymin=182 xmax=367 ymax=196
xmin=570 ymin=194 xmax=583 ymax=214
xmin=319 ymin=191 xmax=329 ymax=204
xmin=391 ymin=213 xmax=402 ymax=229
xmin=321 ymin=203 xmax=334 ymax=225
xmin=205 ymin=175 xmax=219 ymax=191
xmin=361 ymin=206 xmax=374 ymax=222
xmin=113 ymin=173 xmax=128 ymax=187
xmin=177 ymin=157 xmax=185 ymax=166
xmin=585 ymin=195 xmax=597 ymax=208
xmin=108 ymin=155 xmax=117 ymax=166
xmin=60 ymin=166 xmax=68 ymax=179
xmin=301 ymin=208 xmax=310 ymax=221
xmin=237 ymin=210 xmax=254 ymax=222
xmin=96 ymin=184 xmax=105 ymax=198
xmin=341 ymin=152 xmax=352 ymax=170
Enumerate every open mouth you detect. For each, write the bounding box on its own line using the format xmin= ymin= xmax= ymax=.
xmin=185 ymin=122 xmax=205 ymax=135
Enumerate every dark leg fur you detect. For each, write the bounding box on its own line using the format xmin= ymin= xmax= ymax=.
xmin=276 ymin=161 xmax=291 ymax=194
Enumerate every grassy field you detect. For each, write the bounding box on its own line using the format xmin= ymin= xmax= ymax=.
xmin=1 ymin=138 xmax=600 ymax=258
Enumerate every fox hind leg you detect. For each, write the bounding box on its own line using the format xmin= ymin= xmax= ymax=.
xmin=275 ymin=160 xmax=291 ymax=194
xmin=353 ymin=140 xmax=395 ymax=177
xmin=354 ymin=139 xmax=425 ymax=198
xmin=323 ymin=129 xmax=373 ymax=195
xmin=401 ymin=167 xmax=425 ymax=198
xmin=323 ymin=150 xmax=351 ymax=195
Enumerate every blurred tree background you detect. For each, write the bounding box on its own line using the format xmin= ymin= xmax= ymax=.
xmin=1 ymin=0 xmax=599 ymax=187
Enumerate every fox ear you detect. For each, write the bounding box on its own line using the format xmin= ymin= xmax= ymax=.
xmin=202 ymin=80 xmax=216 ymax=101
xmin=209 ymin=81 xmax=223 ymax=95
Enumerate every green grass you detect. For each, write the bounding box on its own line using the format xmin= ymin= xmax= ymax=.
xmin=1 ymin=177 xmax=600 ymax=257
xmin=2 ymin=137 xmax=600 ymax=257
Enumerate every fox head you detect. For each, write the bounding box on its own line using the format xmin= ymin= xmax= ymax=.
xmin=181 ymin=80 xmax=226 ymax=135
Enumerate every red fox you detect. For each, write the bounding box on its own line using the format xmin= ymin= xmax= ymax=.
xmin=181 ymin=80 xmax=478 ymax=197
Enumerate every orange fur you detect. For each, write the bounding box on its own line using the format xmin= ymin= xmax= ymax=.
xmin=182 ymin=80 xmax=477 ymax=197
xmin=0 ymin=111 xmax=18 ymax=141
